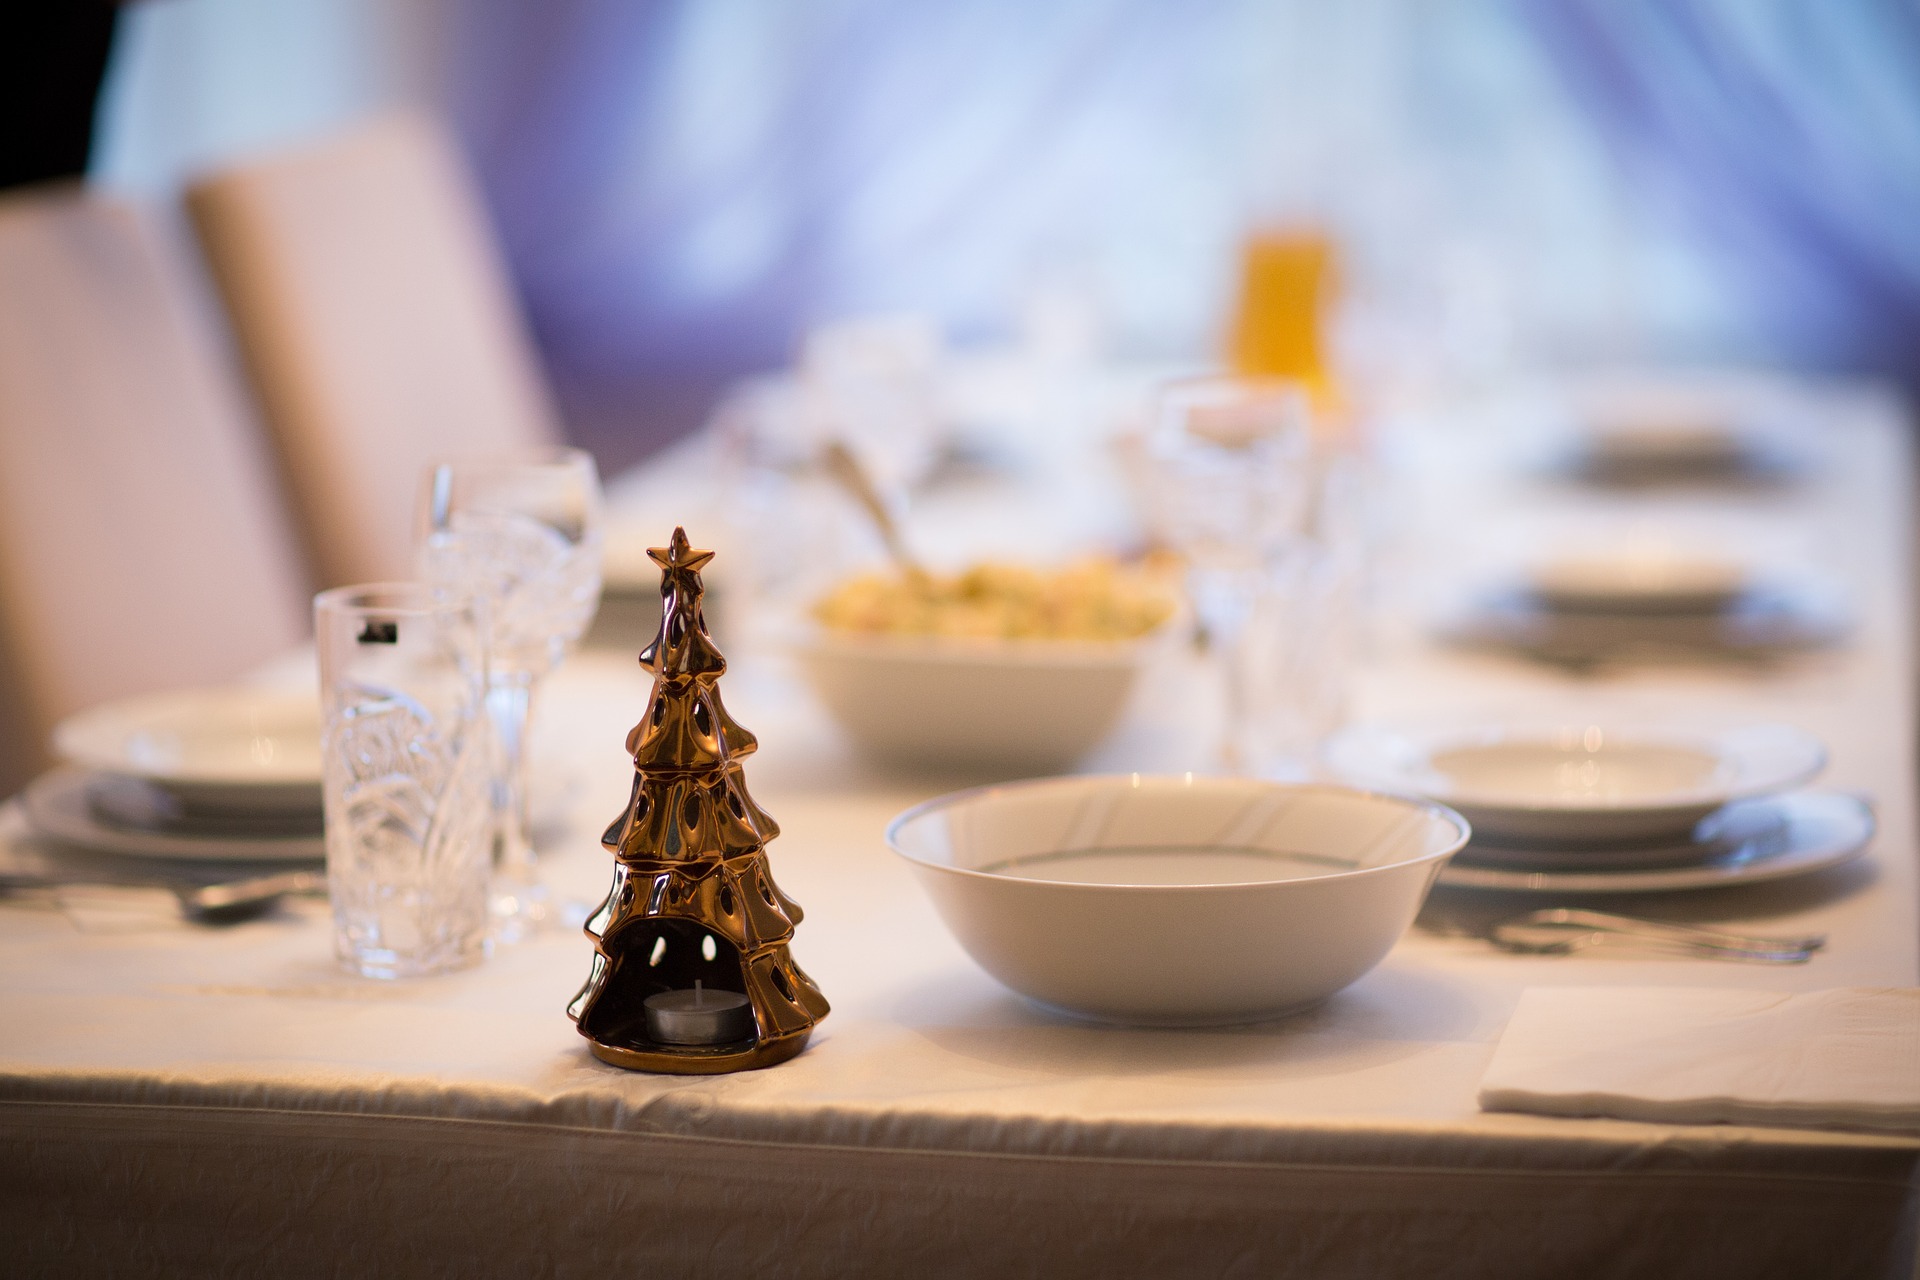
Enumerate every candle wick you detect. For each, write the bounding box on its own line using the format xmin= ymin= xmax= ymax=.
xmin=695 ymin=978 xmax=704 ymax=1007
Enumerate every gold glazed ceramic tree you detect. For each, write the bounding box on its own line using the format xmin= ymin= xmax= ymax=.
xmin=569 ymin=528 xmax=828 ymax=1072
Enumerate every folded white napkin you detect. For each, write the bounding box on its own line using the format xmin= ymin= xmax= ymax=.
xmin=1480 ymin=987 xmax=1920 ymax=1133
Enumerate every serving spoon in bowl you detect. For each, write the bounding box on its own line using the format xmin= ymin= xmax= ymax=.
xmin=818 ymin=439 xmax=925 ymax=576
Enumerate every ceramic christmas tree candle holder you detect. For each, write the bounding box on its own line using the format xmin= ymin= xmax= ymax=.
xmin=569 ymin=528 xmax=828 ymax=1073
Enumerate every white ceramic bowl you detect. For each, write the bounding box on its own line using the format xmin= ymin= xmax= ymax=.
xmin=798 ymin=623 xmax=1178 ymax=774
xmin=53 ymin=686 xmax=323 ymax=810
xmin=1575 ymin=385 xmax=1749 ymax=466
xmin=1525 ymin=550 xmax=1751 ymax=615
xmin=886 ymin=775 xmax=1468 ymax=1026
xmin=1326 ymin=721 xmax=1826 ymax=847
xmin=1549 ymin=381 xmax=1808 ymax=483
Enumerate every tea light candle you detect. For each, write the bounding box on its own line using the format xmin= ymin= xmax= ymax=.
xmin=644 ymin=981 xmax=754 ymax=1046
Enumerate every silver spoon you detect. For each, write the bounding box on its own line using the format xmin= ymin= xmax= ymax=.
xmin=0 ymin=867 xmax=324 ymax=925
xmin=180 ymin=869 xmax=326 ymax=923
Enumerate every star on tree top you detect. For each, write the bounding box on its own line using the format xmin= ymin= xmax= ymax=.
xmin=648 ymin=526 xmax=714 ymax=575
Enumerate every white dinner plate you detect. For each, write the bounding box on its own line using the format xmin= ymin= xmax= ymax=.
xmin=83 ymin=772 xmax=321 ymax=838
xmin=1325 ymin=720 xmax=1827 ymax=846
xmin=1555 ymin=430 xmax=1805 ymax=488
xmin=1437 ymin=791 xmax=1872 ymax=893
xmin=1576 ymin=419 xmax=1750 ymax=474
xmin=1438 ymin=582 xmax=1848 ymax=668
xmin=1452 ymin=795 xmax=1788 ymax=872
xmin=1546 ymin=382 xmax=1808 ymax=486
xmin=1523 ymin=550 xmax=1752 ymax=615
xmin=22 ymin=768 xmax=324 ymax=862
xmin=53 ymin=686 xmax=322 ymax=807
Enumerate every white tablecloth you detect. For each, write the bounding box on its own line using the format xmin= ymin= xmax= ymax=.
xmin=3 ymin=379 xmax=1917 ymax=1278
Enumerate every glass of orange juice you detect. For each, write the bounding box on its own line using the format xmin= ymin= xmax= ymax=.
xmin=1227 ymin=229 xmax=1338 ymax=403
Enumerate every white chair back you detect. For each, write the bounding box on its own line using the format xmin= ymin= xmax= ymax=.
xmin=0 ymin=188 xmax=310 ymax=795
xmin=187 ymin=113 xmax=561 ymax=588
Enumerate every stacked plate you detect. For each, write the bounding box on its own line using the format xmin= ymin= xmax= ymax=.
xmin=1326 ymin=721 xmax=1873 ymax=893
xmin=25 ymin=687 xmax=325 ymax=862
xmin=1444 ymin=547 xmax=1847 ymax=667
xmin=1544 ymin=382 xmax=1809 ymax=488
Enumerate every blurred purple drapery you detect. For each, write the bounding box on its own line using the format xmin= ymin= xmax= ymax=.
xmin=437 ymin=0 xmax=1201 ymax=466
xmin=432 ymin=0 xmax=1920 ymax=466
xmin=1519 ymin=0 xmax=1920 ymax=393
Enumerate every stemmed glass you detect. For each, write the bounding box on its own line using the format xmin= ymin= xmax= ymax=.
xmin=416 ymin=447 xmax=603 ymax=939
xmin=1132 ymin=378 xmax=1317 ymax=775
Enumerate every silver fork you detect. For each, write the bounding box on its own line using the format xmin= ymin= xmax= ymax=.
xmin=1489 ymin=908 xmax=1824 ymax=963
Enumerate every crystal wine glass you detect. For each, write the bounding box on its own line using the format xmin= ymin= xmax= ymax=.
xmin=416 ymin=447 xmax=603 ymax=939
xmin=1135 ymin=377 xmax=1315 ymax=775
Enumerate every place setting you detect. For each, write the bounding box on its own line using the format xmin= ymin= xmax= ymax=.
xmin=1324 ymin=718 xmax=1873 ymax=905
xmin=1529 ymin=377 xmax=1816 ymax=491
xmin=33 ymin=684 xmax=324 ymax=859
xmin=1436 ymin=536 xmax=1850 ymax=669
xmin=5 ymin=683 xmax=327 ymax=925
